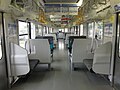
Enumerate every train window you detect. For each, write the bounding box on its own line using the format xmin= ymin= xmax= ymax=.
xmin=38 ymin=25 xmax=43 ymax=36
xmin=19 ymin=35 xmax=29 ymax=48
xmin=88 ymin=22 xmax=94 ymax=38
xmin=49 ymin=28 xmax=53 ymax=33
xmin=18 ymin=21 xmax=29 ymax=48
xmin=43 ymin=26 xmax=46 ymax=35
xmin=19 ymin=21 xmax=28 ymax=34
xmin=59 ymin=29 xmax=64 ymax=32
xmin=95 ymin=22 xmax=103 ymax=40
xmin=80 ymin=24 xmax=83 ymax=36
xmin=65 ymin=28 xmax=68 ymax=32
xmin=31 ymin=23 xmax=36 ymax=39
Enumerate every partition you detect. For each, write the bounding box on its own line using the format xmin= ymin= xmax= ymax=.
xmin=10 ymin=43 xmax=30 ymax=76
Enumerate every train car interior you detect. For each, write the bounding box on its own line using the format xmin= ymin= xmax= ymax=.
xmin=1 ymin=0 xmax=120 ymax=90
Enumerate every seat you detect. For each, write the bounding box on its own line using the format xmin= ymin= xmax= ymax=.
xmin=26 ymin=39 xmax=52 ymax=69
xmin=68 ymin=36 xmax=87 ymax=54
xmin=45 ymin=34 xmax=57 ymax=47
xmin=83 ymin=42 xmax=112 ymax=75
xmin=92 ymin=41 xmax=112 ymax=74
xmin=10 ymin=43 xmax=30 ymax=76
xmin=65 ymin=34 xmax=74 ymax=45
xmin=35 ymin=36 xmax=54 ymax=54
xmin=71 ymin=38 xmax=93 ymax=69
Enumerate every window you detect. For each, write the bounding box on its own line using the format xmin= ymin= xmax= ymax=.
xmin=38 ymin=25 xmax=43 ymax=36
xmin=31 ymin=23 xmax=36 ymax=39
xmin=65 ymin=28 xmax=68 ymax=32
xmin=43 ymin=26 xmax=46 ymax=35
xmin=59 ymin=29 xmax=64 ymax=32
xmin=88 ymin=22 xmax=94 ymax=38
xmin=95 ymin=22 xmax=103 ymax=40
xmin=49 ymin=28 xmax=53 ymax=33
xmin=18 ymin=21 xmax=29 ymax=48
xmin=80 ymin=24 xmax=83 ymax=36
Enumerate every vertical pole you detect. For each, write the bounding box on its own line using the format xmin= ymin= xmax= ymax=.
xmin=79 ymin=25 xmax=81 ymax=36
xmin=93 ymin=21 xmax=95 ymax=39
xmin=102 ymin=21 xmax=105 ymax=44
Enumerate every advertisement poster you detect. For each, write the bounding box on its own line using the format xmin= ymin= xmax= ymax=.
xmin=8 ymin=23 xmax=17 ymax=36
xmin=104 ymin=23 xmax=113 ymax=37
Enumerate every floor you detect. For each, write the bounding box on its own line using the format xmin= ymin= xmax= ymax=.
xmin=10 ymin=40 xmax=115 ymax=90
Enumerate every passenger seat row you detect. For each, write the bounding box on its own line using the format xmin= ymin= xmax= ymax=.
xmin=10 ymin=39 xmax=53 ymax=76
xmin=70 ymin=38 xmax=112 ymax=75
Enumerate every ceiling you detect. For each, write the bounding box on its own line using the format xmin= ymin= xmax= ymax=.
xmin=44 ymin=0 xmax=112 ymax=27
xmin=44 ymin=0 xmax=82 ymax=28
xmin=9 ymin=0 xmax=111 ymax=28
xmin=44 ymin=0 xmax=79 ymax=3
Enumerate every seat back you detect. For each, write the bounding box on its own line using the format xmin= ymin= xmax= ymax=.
xmin=68 ymin=36 xmax=87 ymax=53
xmin=69 ymin=36 xmax=87 ymax=47
xmin=92 ymin=41 xmax=112 ymax=75
xmin=65 ymin=34 xmax=74 ymax=45
xmin=45 ymin=34 xmax=57 ymax=44
xmin=28 ymin=39 xmax=51 ymax=63
xmin=10 ymin=43 xmax=30 ymax=76
xmin=35 ymin=36 xmax=54 ymax=50
xmin=72 ymin=38 xmax=92 ymax=63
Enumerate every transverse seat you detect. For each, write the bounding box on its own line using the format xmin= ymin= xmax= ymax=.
xmin=26 ymin=39 xmax=52 ymax=69
xmin=71 ymin=38 xmax=93 ymax=69
xmin=83 ymin=42 xmax=112 ymax=75
xmin=45 ymin=34 xmax=57 ymax=46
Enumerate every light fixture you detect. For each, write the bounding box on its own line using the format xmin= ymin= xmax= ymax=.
xmin=77 ymin=0 xmax=83 ymax=6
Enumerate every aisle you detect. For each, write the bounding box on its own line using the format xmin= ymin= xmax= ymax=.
xmin=9 ymin=40 xmax=114 ymax=90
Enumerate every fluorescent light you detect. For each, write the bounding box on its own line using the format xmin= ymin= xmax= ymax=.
xmin=77 ymin=0 xmax=83 ymax=6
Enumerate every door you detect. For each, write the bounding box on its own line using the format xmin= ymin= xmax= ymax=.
xmin=113 ymin=12 xmax=120 ymax=90
xmin=0 ymin=13 xmax=8 ymax=90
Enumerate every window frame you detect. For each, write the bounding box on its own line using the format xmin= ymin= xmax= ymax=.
xmin=18 ymin=20 xmax=31 ymax=48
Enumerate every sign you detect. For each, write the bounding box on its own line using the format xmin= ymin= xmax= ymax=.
xmin=114 ymin=3 xmax=120 ymax=12
xmin=8 ymin=23 xmax=17 ymax=36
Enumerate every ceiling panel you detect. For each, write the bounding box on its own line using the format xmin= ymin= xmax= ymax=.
xmin=44 ymin=0 xmax=78 ymax=3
